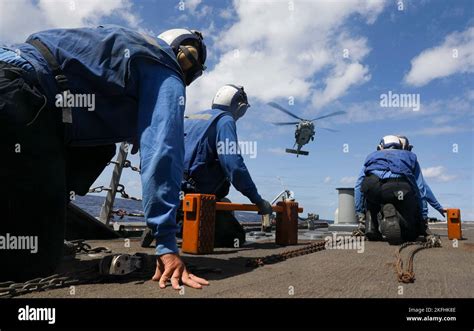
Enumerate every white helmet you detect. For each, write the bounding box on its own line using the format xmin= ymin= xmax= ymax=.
xmin=158 ymin=28 xmax=207 ymax=85
xmin=377 ymin=135 xmax=403 ymax=150
xmin=397 ymin=135 xmax=413 ymax=151
xmin=212 ymin=85 xmax=250 ymax=120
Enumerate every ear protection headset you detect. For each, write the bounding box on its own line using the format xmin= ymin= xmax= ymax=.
xmin=397 ymin=135 xmax=413 ymax=151
xmin=228 ymin=84 xmax=250 ymax=119
xmin=178 ymin=44 xmax=207 ymax=85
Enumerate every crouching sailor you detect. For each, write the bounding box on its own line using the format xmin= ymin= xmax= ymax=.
xmin=0 ymin=25 xmax=209 ymax=289
xmin=182 ymin=85 xmax=273 ymax=247
xmin=354 ymin=135 xmax=445 ymax=244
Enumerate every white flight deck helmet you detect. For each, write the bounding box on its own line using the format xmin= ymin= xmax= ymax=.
xmin=377 ymin=135 xmax=403 ymax=150
xmin=158 ymin=28 xmax=207 ymax=85
xmin=211 ymin=84 xmax=250 ymax=121
xmin=397 ymin=135 xmax=413 ymax=151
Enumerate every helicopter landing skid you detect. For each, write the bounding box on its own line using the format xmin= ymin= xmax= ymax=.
xmin=285 ymin=148 xmax=309 ymax=156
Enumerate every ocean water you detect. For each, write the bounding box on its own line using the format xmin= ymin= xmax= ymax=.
xmin=73 ymin=194 xmax=262 ymax=223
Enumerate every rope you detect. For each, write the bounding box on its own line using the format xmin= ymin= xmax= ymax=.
xmin=395 ymin=237 xmax=441 ymax=283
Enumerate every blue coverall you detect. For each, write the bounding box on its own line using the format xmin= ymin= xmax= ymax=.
xmin=354 ymin=152 xmax=444 ymax=219
xmin=183 ymin=109 xmax=263 ymax=204
xmin=1 ymin=27 xmax=185 ymax=256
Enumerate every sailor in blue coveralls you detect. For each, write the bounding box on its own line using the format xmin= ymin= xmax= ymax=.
xmin=0 ymin=26 xmax=209 ymax=289
xmin=354 ymin=135 xmax=445 ymax=244
xmin=182 ymin=85 xmax=273 ymax=247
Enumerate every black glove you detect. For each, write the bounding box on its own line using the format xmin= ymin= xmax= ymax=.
xmin=256 ymin=199 xmax=273 ymax=215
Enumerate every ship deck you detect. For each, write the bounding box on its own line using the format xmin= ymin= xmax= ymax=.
xmin=19 ymin=223 xmax=474 ymax=298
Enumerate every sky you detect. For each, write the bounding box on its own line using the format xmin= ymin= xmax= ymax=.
xmin=1 ymin=0 xmax=473 ymax=220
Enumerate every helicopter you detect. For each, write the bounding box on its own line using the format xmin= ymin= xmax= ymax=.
xmin=268 ymin=102 xmax=346 ymax=156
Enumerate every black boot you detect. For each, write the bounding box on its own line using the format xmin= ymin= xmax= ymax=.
xmin=365 ymin=211 xmax=383 ymax=241
xmin=380 ymin=204 xmax=402 ymax=245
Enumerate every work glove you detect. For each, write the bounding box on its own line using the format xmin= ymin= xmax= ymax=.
xmin=352 ymin=212 xmax=366 ymax=237
xmin=256 ymin=199 xmax=273 ymax=215
xmin=438 ymin=208 xmax=446 ymax=218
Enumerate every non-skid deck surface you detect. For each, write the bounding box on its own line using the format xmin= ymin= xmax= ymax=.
xmin=20 ymin=223 xmax=474 ymax=298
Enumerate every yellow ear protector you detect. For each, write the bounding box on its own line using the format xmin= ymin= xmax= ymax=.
xmin=178 ymin=45 xmax=206 ymax=85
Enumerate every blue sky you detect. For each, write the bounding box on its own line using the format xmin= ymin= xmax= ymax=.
xmin=1 ymin=0 xmax=472 ymax=220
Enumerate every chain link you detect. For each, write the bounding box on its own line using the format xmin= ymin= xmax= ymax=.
xmin=0 ymin=267 xmax=101 ymax=298
xmin=69 ymin=239 xmax=111 ymax=254
xmin=88 ymin=185 xmax=112 ymax=194
xmin=89 ymin=184 xmax=142 ymax=201
xmin=111 ymin=209 xmax=144 ymax=219
xmin=246 ymin=241 xmax=326 ymax=268
xmin=122 ymin=160 xmax=141 ymax=173
xmin=0 ymin=240 xmax=113 ymax=298
xmin=116 ymin=184 xmax=142 ymax=201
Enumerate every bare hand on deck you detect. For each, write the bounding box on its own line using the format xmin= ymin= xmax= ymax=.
xmin=152 ymin=254 xmax=209 ymax=289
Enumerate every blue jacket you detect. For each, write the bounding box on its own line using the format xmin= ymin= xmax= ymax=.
xmin=354 ymin=149 xmax=444 ymax=219
xmin=1 ymin=26 xmax=186 ymax=256
xmin=183 ymin=109 xmax=262 ymax=204
xmin=3 ymin=24 xmax=184 ymax=145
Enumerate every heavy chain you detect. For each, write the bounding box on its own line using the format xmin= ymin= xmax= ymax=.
xmin=69 ymin=239 xmax=111 ymax=254
xmin=107 ymin=159 xmax=140 ymax=173
xmin=122 ymin=160 xmax=141 ymax=173
xmin=111 ymin=209 xmax=144 ymax=219
xmin=246 ymin=241 xmax=326 ymax=268
xmin=0 ymin=268 xmax=101 ymax=299
xmin=116 ymin=184 xmax=142 ymax=201
xmin=0 ymin=240 xmax=112 ymax=298
xmin=88 ymin=185 xmax=112 ymax=194
xmin=395 ymin=236 xmax=442 ymax=283
xmin=88 ymin=184 xmax=141 ymax=201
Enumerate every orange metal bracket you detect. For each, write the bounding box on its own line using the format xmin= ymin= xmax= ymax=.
xmin=215 ymin=202 xmax=303 ymax=213
xmin=446 ymin=208 xmax=462 ymax=240
xmin=181 ymin=194 xmax=303 ymax=254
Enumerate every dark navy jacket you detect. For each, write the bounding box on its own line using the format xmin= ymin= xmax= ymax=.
xmin=183 ymin=109 xmax=262 ymax=204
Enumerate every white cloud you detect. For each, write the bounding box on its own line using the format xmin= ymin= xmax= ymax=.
xmin=323 ymin=176 xmax=332 ymax=184
xmin=405 ymin=26 xmax=474 ymax=87
xmin=312 ymin=62 xmax=371 ymax=108
xmin=0 ymin=0 xmax=139 ymax=44
xmin=185 ymin=0 xmax=202 ymax=12
xmin=409 ymin=126 xmax=473 ymax=136
xmin=186 ymin=0 xmax=387 ymax=113
xmin=422 ymin=166 xmax=458 ymax=182
xmin=340 ymin=176 xmax=357 ymax=186
xmin=331 ymin=89 xmax=473 ymax=125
